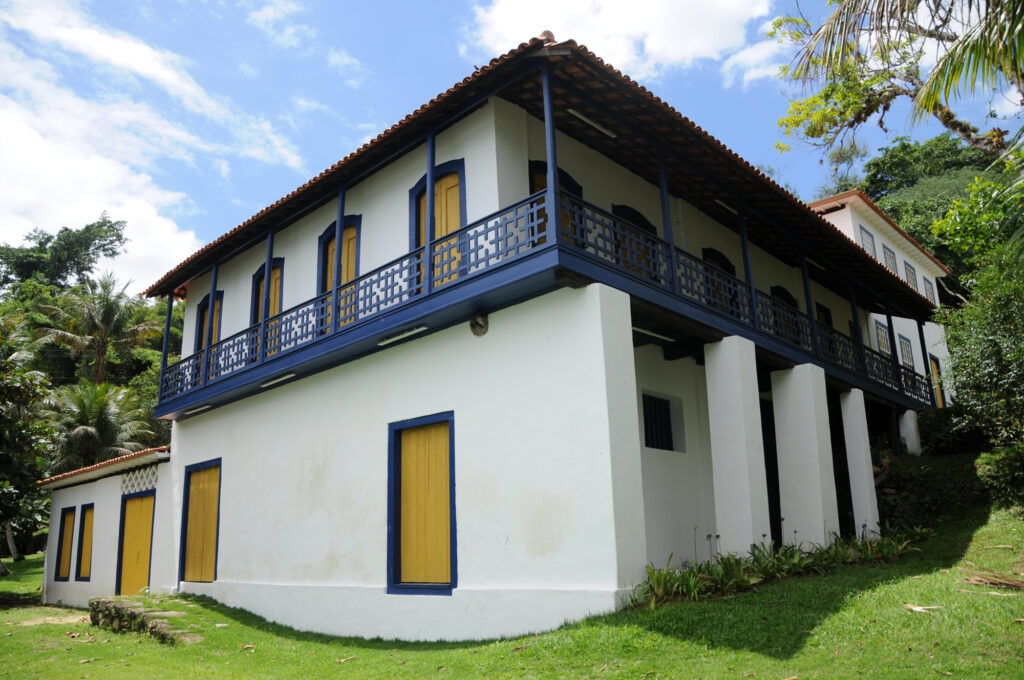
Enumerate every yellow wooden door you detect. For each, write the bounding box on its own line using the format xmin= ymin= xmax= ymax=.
xmin=119 ymin=494 xmax=154 ymax=595
xmin=339 ymin=226 xmax=358 ymax=325
xmin=184 ymin=465 xmax=220 ymax=582
xmin=400 ymin=422 xmax=451 ymax=584
xmin=197 ymin=298 xmax=221 ymax=350
xmin=417 ymin=173 xmax=461 ymax=286
xmin=57 ymin=509 xmax=75 ymax=579
xmin=930 ymin=356 xmax=945 ymax=407
xmin=78 ymin=506 xmax=94 ymax=579
xmin=530 ymin=171 xmax=575 ymax=245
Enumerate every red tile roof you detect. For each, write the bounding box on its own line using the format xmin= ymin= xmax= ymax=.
xmin=38 ymin=445 xmax=170 ymax=488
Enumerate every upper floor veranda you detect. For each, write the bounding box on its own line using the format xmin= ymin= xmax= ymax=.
xmin=146 ymin=36 xmax=943 ymax=420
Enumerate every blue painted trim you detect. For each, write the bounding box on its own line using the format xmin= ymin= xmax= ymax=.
xmin=541 ymin=64 xmax=560 ymax=240
xmin=193 ymin=291 xmax=224 ymax=353
xmin=386 ymin=410 xmax=457 ymax=596
xmin=115 ymin=489 xmax=156 ymax=596
xmin=527 ymin=160 xmax=582 ymax=197
xmin=875 ymin=319 xmax=890 ymax=355
xmin=250 ymin=258 xmax=285 ymax=325
xmin=317 ymin=216 xmax=362 ymax=292
xmin=74 ymin=502 xmax=94 ymax=582
xmin=898 ymin=333 xmax=914 ymax=369
xmin=333 ymin=188 xmax=346 ymax=302
xmin=903 ymin=261 xmax=918 ymax=290
xmin=882 ymin=245 xmax=897 ymax=272
xmin=859 ymin=225 xmax=876 ymax=258
xmin=408 ymin=158 xmax=467 ymax=250
xmin=178 ymin=458 xmax=222 ymax=585
xmin=53 ymin=506 xmax=75 ymax=582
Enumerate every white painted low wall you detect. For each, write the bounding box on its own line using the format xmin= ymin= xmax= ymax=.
xmin=172 ymin=284 xmax=646 ymax=641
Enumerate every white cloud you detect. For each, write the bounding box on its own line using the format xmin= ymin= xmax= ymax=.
xmin=721 ymin=37 xmax=791 ymax=88
xmin=247 ymin=0 xmax=315 ymax=49
xmin=326 ymin=48 xmax=369 ymax=88
xmin=992 ymin=88 xmax=1023 ymax=118
xmin=467 ymin=0 xmax=772 ymax=80
xmin=239 ymin=62 xmax=259 ymax=79
xmin=2 ymin=0 xmax=304 ymax=171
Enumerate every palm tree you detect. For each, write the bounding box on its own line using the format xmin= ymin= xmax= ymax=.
xmin=796 ymin=1 xmax=1024 ymax=118
xmin=43 ymin=272 xmax=160 ymax=383
xmin=47 ymin=381 xmax=153 ymax=473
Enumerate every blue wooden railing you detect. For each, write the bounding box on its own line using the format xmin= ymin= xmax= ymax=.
xmin=160 ymin=190 xmax=932 ymax=406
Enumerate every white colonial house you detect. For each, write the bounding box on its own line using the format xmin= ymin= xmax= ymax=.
xmin=41 ymin=35 xmax=950 ymax=641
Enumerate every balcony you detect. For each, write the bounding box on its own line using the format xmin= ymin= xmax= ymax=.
xmin=158 ymin=190 xmax=933 ymax=416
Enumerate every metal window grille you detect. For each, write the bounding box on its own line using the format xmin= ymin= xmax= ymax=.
xmin=859 ymin=226 xmax=876 ymax=257
xmin=899 ymin=335 xmax=914 ymax=369
xmin=903 ymin=262 xmax=918 ymax=291
xmin=642 ymin=394 xmax=673 ymax=450
xmin=923 ymin=279 xmax=935 ymax=304
xmin=876 ymin=322 xmax=890 ymax=356
xmin=883 ymin=247 xmax=897 ymax=273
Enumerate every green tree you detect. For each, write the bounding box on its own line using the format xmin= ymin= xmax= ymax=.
xmin=774 ymin=1 xmax=1020 ymax=156
xmin=42 ymin=273 xmax=160 ymax=384
xmin=47 ymin=381 xmax=153 ymax=474
xmin=0 ymin=317 xmax=52 ymax=565
xmin=860 ymin=134 xmax=991 ymax=200
xmin=0 ymin=214 xmax=127 ymax=290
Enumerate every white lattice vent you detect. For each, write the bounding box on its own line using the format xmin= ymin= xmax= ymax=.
xmin=121 ymin=464 xmax=158 ymax=495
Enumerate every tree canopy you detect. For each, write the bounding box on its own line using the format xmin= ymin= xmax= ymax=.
xmin=0 ymin=214 xmax=127 ymax=290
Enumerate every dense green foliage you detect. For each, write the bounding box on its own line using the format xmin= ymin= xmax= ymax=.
xmin=0 ymin=215 xmax=126 ymax=290
xmin=975 ymin=444 xmax=1024 ymax=508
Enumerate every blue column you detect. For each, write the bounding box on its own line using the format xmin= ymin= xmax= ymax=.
xmin=259 ymin=231 xmax=274 ymax=362
xmin=917 ymin=319 xmax=936 ymax=406
xmin=800 ymin=246 xmax=820 ymax=354
xmin=541 ymin=64 xmax=560 ymax=242
xmin=737 ymin=207 xmax=758 ymax=329
xmin=332 ymin=187 xmax=346 ymax=333
xmin=848 ymin=282 xmax=868 ymax=375
xmin=657 ymin=152 xmax=677 ymax=293
xmin=200 ymin=263 xmax=218 ymax=386
xmin=424 ymin=130 xmax=436 ymax=296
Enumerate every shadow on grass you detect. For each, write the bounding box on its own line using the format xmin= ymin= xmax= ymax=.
xmin=0 ymin=555 xmax=45 ymax=611
xmin=604 ymin=506 xmax=990 ymax=660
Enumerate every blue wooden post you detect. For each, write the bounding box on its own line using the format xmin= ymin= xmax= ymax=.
xmin=885 ymin=312 xmax=901 ymax=391
xmin=332 ymin=187 xmax=346 ymax=333
xmin=848 ymin=282 xmax=868 ymax=376
xmin=657 ymin=152 xmax=677 ymax=292
xmin=424 ymin=129 xmax=436 ymax=296
xmin=800 ymin=246 xmax=820 ymax=355
xmin=199 ymin=263 xmax=218 ymax=386
xmin=259 ymin=231 xmax=274 ymax=362
xmin=917 ymin=319 xmax=936 ymax=406
xmin=737 ymin=206 xmax=758 ymax=329
xmin=541 ymin=64 xmax=560 ymax=243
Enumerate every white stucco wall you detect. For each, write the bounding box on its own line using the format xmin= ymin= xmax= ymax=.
xmin=171 ymin=284 xmax=646 ymax=641
xmin=634 ymin=345 xmax=716 ymax=566
xmin=43 ymin=463 xmax=176 ymax=608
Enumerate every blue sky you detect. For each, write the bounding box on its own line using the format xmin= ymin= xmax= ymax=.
xmin=0 ymin=0 xmax=1018 ymax=293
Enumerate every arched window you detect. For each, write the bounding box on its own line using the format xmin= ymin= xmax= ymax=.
xmin=194 ymin=291 xmax=223 ymax=353
xmin=251 ymin=258 xmax=284 ymax=325
xmin=701 ymin=248 xmax=735 ymax=276
xmin=701 ymin=248 xmax=738 ymax=315
xmin=529 ymin=161 xmax=583 ymax=246
xmin=410 ymin=160 xmax=465 ymax=286
xmin=318 ymin=219 xmax=360 ymax=329
xmin=769 ymin=285 xmax=798 ymax=308
xmin=612 ymin=204 xmax=657 ymax=279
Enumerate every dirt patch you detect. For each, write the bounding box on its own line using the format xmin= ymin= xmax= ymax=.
xmin=19 ymin=613 xmax=89 ymax=626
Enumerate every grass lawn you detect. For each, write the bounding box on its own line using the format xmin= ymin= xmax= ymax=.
xmin=2 ymin=508 xmax=1022 ymax=678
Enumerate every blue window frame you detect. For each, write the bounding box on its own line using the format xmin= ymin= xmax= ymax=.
xmin=923 ymin=277 xmax=936 ymax=304
xmin=54 ymin=506 xmax=76 ymax=582
xmin=317 ymin=217 xmax=362 ymax=293
xmin=115 ymin=489 xmax=156 ymax=596
xmin=882 ymin=245 xmax=898 ymax=273
xmin=903 ymin=261 xmax=918 ymax=291
xmin=875 ymin=320 xmax=891 ymax=356
xmin=194 ymin=291 xmax=224 ymax=353
xmin=408 ymin=159 xmax=466 ymax=250
xmin=178 ymin=458 xmax=222 ymax=584
xmin=75 ymin=503 xmax=95 ymax=581
xmin=859 ymin=225 xmax=876 ymax=258
xmin=387 ymin=411 xmax=457 ymax=595
xmin=898 ymin=334 xmax=914 ymax=369
xmin=250 ymin=257 xmax=285 ymax=325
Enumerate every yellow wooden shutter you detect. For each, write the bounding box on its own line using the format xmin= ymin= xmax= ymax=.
xmin=78 ymin=507 xmax=94 ymax=579
xmin=119 ymin=494 xmax=154 ymax=595
xmin=323 ymin=237 xmax=336 ymax=292
xmin=930 ymin=356 xmax=945 ymax=408
xmin=254 ymin=278 xmax=265 ymax=324
xmin=212 ymin=298 xmax=221 ymax=343
xmin=184 ymin=465 xmax=220 ymax=583
xmin=58 ymin=509 xmax=75 ymax=579
xmin=269 ymin=266 xmax=282 ymax=316
xmin=341 ymin=226 xmax=358 ymax=284
xmin=400 ymin=422 xmax=451 ymax=584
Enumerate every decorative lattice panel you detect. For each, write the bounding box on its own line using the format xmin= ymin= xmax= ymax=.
xmin=122 ymin=464 xmax=158 ymax=495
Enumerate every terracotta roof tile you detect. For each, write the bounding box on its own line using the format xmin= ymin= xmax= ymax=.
xmin=38 ymin=445 xmax=170 ymax=487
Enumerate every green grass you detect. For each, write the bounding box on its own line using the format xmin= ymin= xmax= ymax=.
xmin=2 ymin=508 xmax=1022 ymax=679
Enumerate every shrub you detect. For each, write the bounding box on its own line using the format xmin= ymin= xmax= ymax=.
xmin=976 ymin=444 xmax=1024 ymax=508
xmin=917 ymin=405 xmax=987 ymax=456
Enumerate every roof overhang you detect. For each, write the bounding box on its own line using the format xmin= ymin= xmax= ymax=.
xmin=144 ymin=36 xmax=938 ymax=321
xmin=38 ymin=446 xmax=170 ymax=490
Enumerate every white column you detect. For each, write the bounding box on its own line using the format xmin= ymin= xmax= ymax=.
xmin=840 ymin=389 xmax=880 ymax=537
xmin=771 ymin=363 xmax=840 ymax=546
xmin=899 ymin=410 xmax=922 ymax=455
xmin=704 ymin=336 xmax=771 ymax=555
